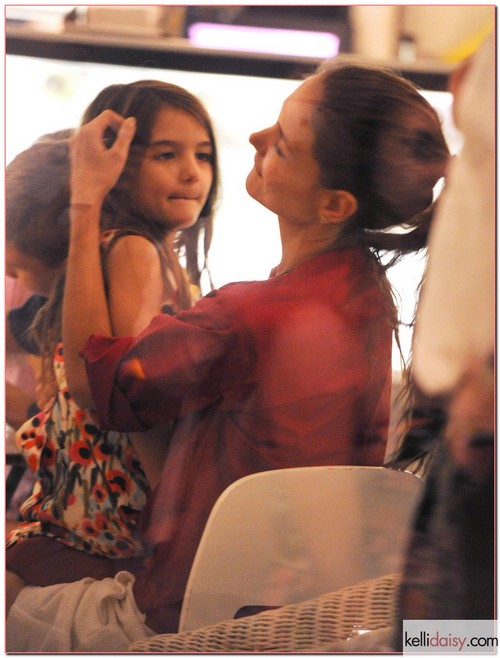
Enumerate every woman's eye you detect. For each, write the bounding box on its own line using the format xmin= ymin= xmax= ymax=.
xmin=197 ymin=152 xmax=213 ymax=162
xmin=274 ymin=144 xmax=284 ymax=157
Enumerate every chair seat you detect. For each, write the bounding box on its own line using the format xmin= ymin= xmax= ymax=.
xmin=130 ymin=572 xmax=400 ymax=653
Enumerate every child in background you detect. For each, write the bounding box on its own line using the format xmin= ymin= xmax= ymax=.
xmin=6 ymin=81 xmax=219 ymax=608
xmin=6 ymin=277 xmax=40 ymax=430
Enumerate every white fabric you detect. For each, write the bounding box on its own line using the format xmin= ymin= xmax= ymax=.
xmin=311 ymin=625 xmax=394 ymax=653
xmin=412 ymin=34 xmax=495 ymax=394
xmin=6 ymin=570 xmax=155 ymax=652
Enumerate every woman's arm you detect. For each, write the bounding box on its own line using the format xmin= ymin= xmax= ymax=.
xmin=63 ymin=111 xmax=136 ymax=408
xmin=63 ymin=111 xmax=171 ymax=486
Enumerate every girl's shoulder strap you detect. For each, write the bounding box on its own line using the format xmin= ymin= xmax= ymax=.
xmin=99 ymin=228 xmax=161 ymax=300
xmin=99 ymin=227 xmax=193 ymax=313
xmin=99 ymin=227 xmax=173 ymax=306
xmin=99 ymin=228 xmax=149 ymax=253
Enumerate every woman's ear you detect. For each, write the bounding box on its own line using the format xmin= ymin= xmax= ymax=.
xmin=320 ymin=190 xmax=358 ymax=224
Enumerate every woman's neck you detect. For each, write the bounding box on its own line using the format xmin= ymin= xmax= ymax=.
xmin=275 ymin=218 xmax=352 ymax=275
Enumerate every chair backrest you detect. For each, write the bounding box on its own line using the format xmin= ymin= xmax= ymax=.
xmin=179 ymin=465 xmax=423 ymax=632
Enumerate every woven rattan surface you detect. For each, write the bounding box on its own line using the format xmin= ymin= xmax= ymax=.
xmin=130 ymin=572 xmax=400 ymax=653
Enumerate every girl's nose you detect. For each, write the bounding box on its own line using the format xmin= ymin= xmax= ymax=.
xmin=180 ymin=154 xmax=200 ymax=181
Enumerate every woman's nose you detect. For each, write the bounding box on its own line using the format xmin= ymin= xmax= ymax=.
xmin=249 ymin=131 xmax=259 ymax=147
xmin=249 ymin=127 xmax=269 ymax=151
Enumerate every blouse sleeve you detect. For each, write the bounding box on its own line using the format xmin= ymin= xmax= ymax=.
xmin=81 ymin=289 xmax=250 ymax=432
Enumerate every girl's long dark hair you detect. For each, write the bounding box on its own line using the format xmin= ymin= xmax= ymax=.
xmin=81 ymin=79 xmax=221 ymax=299
xmin=7 ymin=81 xmax=220 ymax=385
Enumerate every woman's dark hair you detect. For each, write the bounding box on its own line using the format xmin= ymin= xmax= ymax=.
xmin=313 ymin=57 xmax=450 ymax=260
xmin=311 ymin=57 xmax=450 ymax=366
xmin=384 ymin=365 xmax=450 ymax=476
xmin=81 ymin=80 xmax=220 ymax=295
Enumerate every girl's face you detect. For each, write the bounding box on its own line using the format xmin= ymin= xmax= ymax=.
xmin=131 ymin=107 xmax=214 ymax=230
xmin=246 ymin=75 xmax=325 ymax=224
xmin=5 ymin=242 xmax=60 ymax=296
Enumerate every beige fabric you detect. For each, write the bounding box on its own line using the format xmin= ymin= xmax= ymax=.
xmin=6 ymin=570 xmax=155 ymax=652
xmin=412 ymin=34 xmax=495 ymax=395
xmin=130 ymin=572 xmax=400 ymax=653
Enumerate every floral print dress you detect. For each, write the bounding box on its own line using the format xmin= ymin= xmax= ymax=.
xmin=7 ymin=342 xmax=149 ymax=558
xmin=7 ymin=229 xmax=151 ymax=559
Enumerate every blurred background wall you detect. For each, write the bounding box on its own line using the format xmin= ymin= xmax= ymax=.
xmin=6 ymin=5 xmax=495 ymax=63
xmin=5 ymin=4 xmax=495 ymax=369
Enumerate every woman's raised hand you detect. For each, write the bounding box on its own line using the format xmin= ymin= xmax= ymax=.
xmin=69 ymin=110 xmax=136 ymax=207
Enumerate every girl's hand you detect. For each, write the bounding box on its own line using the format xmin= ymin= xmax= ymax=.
xmin=69 ymin=110 xmax=136 ymax=207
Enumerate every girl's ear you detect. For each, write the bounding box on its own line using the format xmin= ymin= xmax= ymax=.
xmin=320 ymin=190 xmax=358 ymax=224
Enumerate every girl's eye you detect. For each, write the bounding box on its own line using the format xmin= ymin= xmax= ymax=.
xmin=274 ymin=144 xmax=284 ymax=157
xmin=155 ymin=151 xmax=176 ymax=161
xmin=197 ymin=152 xmax=213 ymax=163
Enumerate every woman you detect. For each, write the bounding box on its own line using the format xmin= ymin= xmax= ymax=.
xmin=7 ymin=57 xmax=449 ymax=651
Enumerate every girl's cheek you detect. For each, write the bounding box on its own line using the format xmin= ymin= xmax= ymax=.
xmin=16 ymin=272 xmax=36 ymax=293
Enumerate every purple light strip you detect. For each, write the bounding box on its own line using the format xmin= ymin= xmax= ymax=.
xmin=188 ymin=22 xmax=340 ymax=59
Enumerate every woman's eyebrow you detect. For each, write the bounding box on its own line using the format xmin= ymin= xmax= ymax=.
xmin=276 ymin=121 xmax=289 ymax=145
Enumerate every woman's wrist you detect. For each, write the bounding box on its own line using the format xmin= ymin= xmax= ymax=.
xmin=68 ymin=203 xmax=102 ymax=240
xmin=70 ymin=188 xmax=107 ymax=208
xmin=69 ymin=197 xmax=104 ymax=218
xmin=70 ymin=201 xmax=94 ymax=209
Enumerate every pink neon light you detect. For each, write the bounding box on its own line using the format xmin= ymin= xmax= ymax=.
xmin=188 ymin=22 xmax=340 ymax=59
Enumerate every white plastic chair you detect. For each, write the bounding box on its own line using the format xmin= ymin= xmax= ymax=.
xmin=179 ymin=465 xmax=423 ymax=631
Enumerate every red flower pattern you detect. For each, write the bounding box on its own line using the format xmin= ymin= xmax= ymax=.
xmin=106 ymin=470 xmax=131 ymax=494
xmin=8 ymin=234 xmax=148 ymax=560
xmin=68 ymin=440 xmax=94 ymax=466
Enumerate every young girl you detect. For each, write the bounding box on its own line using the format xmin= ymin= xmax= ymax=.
xmin=6 ymin=81 xmax=219 ymax=601
xmin=9 ymin=58 xmax=449 ymax=649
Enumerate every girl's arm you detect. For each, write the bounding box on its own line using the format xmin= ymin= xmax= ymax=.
xmin=105 ymin=234 xmax=164 ymax=337
xmin=103 ymin=234 xmax=170 ymax=489
xmin=63 ymin=111 xmax=136 ymax=408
